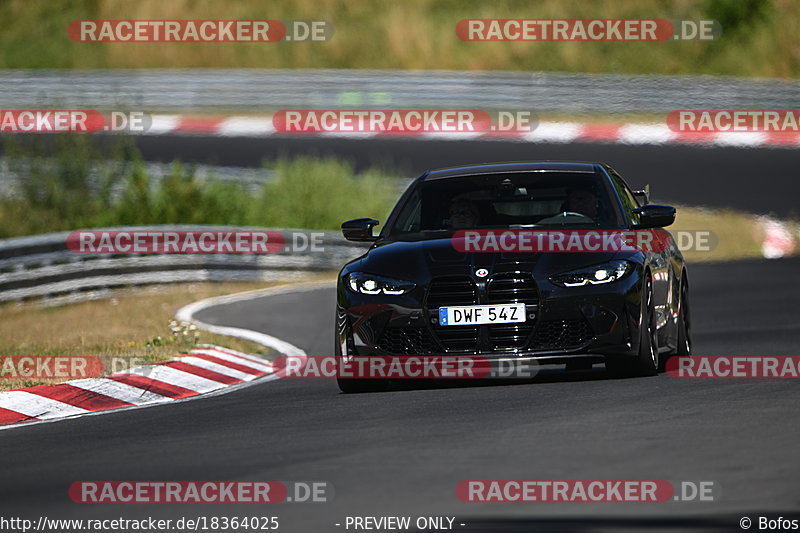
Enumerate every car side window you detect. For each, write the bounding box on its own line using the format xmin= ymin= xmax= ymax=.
xmin=394 ymin=190 xmax=421 ymax=233
xmin=609 ymin=171 xmax=640 ymax=226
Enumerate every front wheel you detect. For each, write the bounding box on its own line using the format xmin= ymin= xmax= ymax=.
xmin=660 ymin=278 xmax=691 ymax=370
xmin=335 ymin=318 xmax=390 ymax=393
xmin=606 ymin=275 xmax=659 ymax=377
xmin=676 ymin=280 xmax=692 ymax=356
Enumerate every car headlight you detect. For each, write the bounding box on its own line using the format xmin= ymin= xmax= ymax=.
xmin=345 ymin=272 xmax=416 ymax=295
xmin=549 ymin=260 xmax=632 ymax=287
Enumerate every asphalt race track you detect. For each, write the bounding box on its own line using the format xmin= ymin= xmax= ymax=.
xmin=0 ymin=138 xmax=798 ymax=532
xmin=131 ymin=135 xmax=800 ymax=218
xmin=1 ymin=255 xmax=799 ymax=532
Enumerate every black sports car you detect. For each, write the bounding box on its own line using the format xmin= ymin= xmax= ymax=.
xmin=336 ymin=161 xmax=691 ymax=392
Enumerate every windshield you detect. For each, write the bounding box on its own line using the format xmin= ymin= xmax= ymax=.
xmin=388 ymin=171 xmax=624 ymax=235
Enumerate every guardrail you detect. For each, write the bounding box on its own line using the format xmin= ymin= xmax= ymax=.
xmin=0 ymin=226 xmax=368 ymax=305
xmin=1 ymin=69 xmax=798 ymax=114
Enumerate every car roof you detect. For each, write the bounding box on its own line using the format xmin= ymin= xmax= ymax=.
xmin=422 ymin=161 xmax=604 ymax=181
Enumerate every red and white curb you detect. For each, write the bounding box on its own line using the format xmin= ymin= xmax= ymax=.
xmin=145 ymin=115 xmax=800 ymax=149
xmin=0 ymin=282 xmax=323 ymax=431
xmin=0 ymin=346 xmax=272 ymax=427
xmin=760 ymin=217 xmax=797 ymax=259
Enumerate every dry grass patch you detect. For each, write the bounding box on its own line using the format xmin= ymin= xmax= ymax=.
xmin=671 ymin=205 xmax=765 ymax=262
xmin=0 ymin=276 xmax=335 ymax=390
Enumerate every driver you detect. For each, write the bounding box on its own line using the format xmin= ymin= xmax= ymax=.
xmin=565 ymin=188 xmax=599 ymax=219
xmin=448 ymin=199 xmax=480 ymax=229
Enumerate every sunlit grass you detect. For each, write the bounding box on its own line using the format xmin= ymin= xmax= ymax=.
xmin=671 ymin=205 xmax=766 ymax=262
xmin=0 ymin=0 xmax=796 ymax=77
xmin=0 ymin=135 xmax=398 ymax=237
xmin=0 ymin=280 xmax=305 ymax=391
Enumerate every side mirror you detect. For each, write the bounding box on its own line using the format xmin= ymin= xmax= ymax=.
xmin=632 ymin=184 xmax=650 ymax=205
xmin=342 ymin=218 xmax=380 ymax=242
xmin=632 ymin=205 xmax=676 ymax=229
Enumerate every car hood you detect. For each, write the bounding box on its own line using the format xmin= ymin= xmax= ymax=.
xmin=348 ymin=235 xmax=640 ymax=280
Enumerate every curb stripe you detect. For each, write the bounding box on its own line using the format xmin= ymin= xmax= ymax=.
xmin=713 ymin=131 xmax=767 ymax=147
xmin=149 ymin=115 xmax=180 ymax=134
xmin=133 ymin=116 xmax=799 ymax=149
xmin=0 ymin=285 xmax=308 ymax=430
xmin=0 ymin=344 xmax=275 ymax=429
xmin=108 ymin=373 xmax=198 ymax=399
xmin=178 ymin=356 xmax=259 ymax=381
xmin=0 ymin=391 xmax=88 ymax=419
xmin=525 ymin=122 xmax=581 ymax=143
xmin=618 ymin=124 xmax=675 ymax=144
xmin=189 ymin=353 xmax=268 ymax=376
xmin=578 ymin=123 xmax=622 ymax=141
xmin=68 ymin=378 xmax=171 ymax=406
xmin=201 ymin=345 xmax=276 ymax=366
xmin=25 ymin=384 xmax=133 ymax=411
xmin=765 ymin=132 xmax=800 ymax=146
xmin=760 ymin=217 xmax=796 ymax=259
xmin=125 ymin=365 xmax=228 ymax=393
xmin=218 ymin=117 xmax=276 ymax=137
xmin=174 ymin=116 xmax=226 ymax=133
xmin=0 ymin=407 xmax=35 ymax=424
xmin=166 ymin=361 xmax=242 ymax=385
xmin=190 ymin=348 xmax=273 ymax=373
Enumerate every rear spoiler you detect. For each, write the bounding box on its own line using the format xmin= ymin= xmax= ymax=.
xmin=632 ymin=184 xmax=650 ymax=205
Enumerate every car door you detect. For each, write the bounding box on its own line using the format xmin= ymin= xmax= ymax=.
xmin=608 ymin=170 xmax=672 ymax=343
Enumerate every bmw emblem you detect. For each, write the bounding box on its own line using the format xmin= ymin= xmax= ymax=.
xmin=475 ymin=268 xmax=489 ymax=278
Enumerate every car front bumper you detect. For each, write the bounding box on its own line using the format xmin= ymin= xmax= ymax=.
xmin=336 ymin=270 xmax=646 ymax=363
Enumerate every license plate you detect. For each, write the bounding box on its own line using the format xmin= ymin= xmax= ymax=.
xmin=439 ymin=303 xmax=526 ymax=326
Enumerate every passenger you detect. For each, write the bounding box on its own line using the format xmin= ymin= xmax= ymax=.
xmin=448 ymin=199 xmax=481 ymax=229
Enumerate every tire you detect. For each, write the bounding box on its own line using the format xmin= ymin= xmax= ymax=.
xmin=335 ymin=319 xmax=390 ymax=393
xmin=676 ymin=279 xmax=692 ymax=356
xmin=659 ymin=277 xmax=692 ymax=370
xmin=606 ymin=275 xmax=659 ymax=377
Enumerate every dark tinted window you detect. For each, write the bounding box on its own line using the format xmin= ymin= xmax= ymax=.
xmin=607 ymin=170 xmax=641 ymax=225
xmin=389 ymin=172 xmax=625 ymax=234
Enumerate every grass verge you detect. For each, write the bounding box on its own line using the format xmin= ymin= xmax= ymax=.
xmin=0 ymin=203 xmax=780 ymax=392
xmin=0 ymin=277 xmax=333 ymax=392
xmin=0 ymin=136 xmax=398 ymax=238
xmin=671 ymin=205 xmax=767 ymax=262
xmin=0 ymin=0 xmax=796 ymax=78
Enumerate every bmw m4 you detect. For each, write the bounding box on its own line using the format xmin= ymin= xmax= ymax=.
xmin=336 ymin=161 xmax=691 ymax=392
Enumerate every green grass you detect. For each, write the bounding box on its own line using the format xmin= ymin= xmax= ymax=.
xmin=0 ymin=135 xmax=788 ymax=263
xmin=670 ymin=205 xmax=767 ymax=262
xmin=0 ymin=0 xmax=797 ymax=77
xmin=0 ymin=281 xmax=285 ymax=391
xmin=0 ymin=136 xmax=398 ymax=237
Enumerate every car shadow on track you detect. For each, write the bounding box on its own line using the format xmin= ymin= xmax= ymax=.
xmin=361 ymin=364 xmax=655 ymax=394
